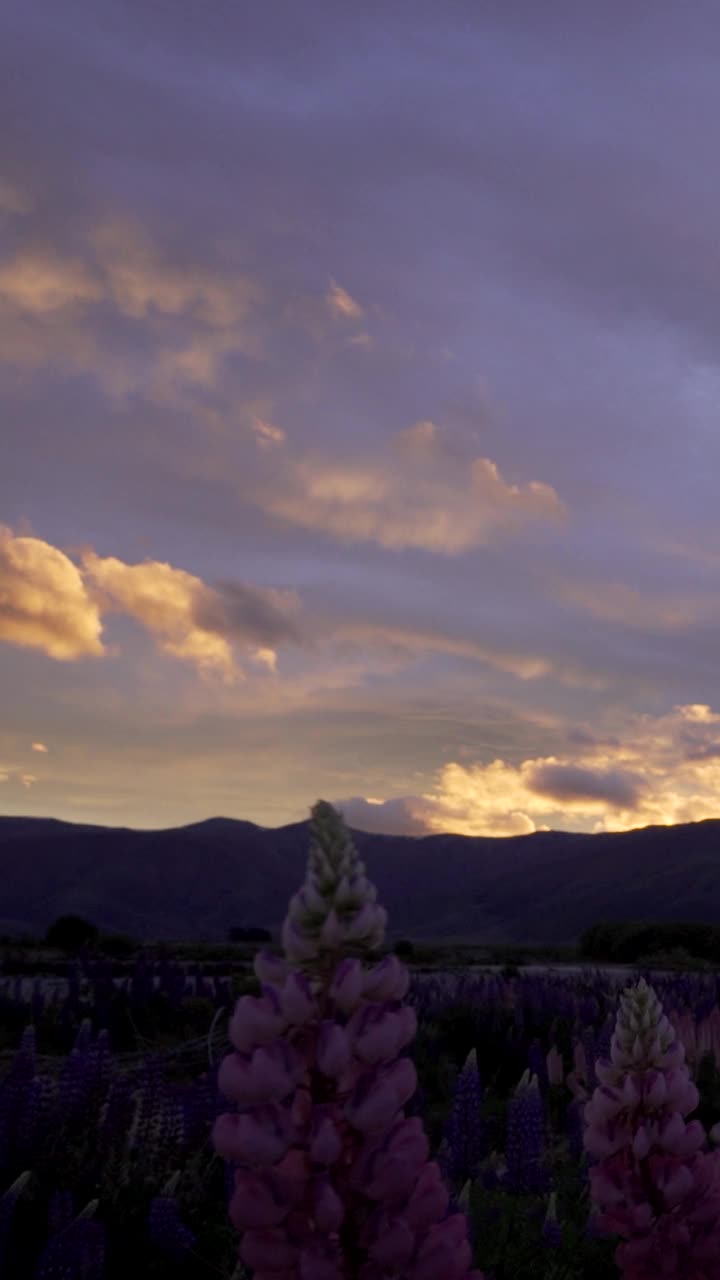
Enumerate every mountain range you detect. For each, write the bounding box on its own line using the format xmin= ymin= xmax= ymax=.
xmin=1 ymin=813 xmax=719 ymax=946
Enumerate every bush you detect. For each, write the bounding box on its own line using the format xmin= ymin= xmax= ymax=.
xmin=45 ymin=914 xmax=99 ymax=952
xmin=98 ymin=931 xmax=138 ymax=958
xmin=393 ymin=938 xmax=415 ymax=959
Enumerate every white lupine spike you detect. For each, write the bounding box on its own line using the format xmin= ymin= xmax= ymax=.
xmin=76 ymin=1199 xmax=99 ymax=1221
xmin=514 ymin=1068 xmax=531 ymax=1093
xmin=457 ymin=1180 xmax=472 ymax=1211
xmin=161 ymin=1171 xmax=181 ymax=1197
xmin=280 ymin=799 xmax=387 ymax=968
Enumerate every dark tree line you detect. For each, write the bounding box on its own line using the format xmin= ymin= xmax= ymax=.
xmin=579 ymin=918 xmax=720 ymax=964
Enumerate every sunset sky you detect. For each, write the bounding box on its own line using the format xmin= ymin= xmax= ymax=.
xmin=1 ymin=2 xmax=719 ymax=837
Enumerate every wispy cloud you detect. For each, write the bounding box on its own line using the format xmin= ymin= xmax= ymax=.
xmin=326 ymin=279 xmax=364 ymax=320
xmin=250 ymin=421 xmax=566 ymax=553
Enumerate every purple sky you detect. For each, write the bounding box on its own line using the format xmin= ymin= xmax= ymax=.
xmin=1 ymin=2 xmax=719 ymax=835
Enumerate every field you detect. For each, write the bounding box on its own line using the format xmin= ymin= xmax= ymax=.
xmin=2 ymin=944 xmax=720 ymax=1278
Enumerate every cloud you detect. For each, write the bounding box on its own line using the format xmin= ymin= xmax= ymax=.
xmin=553 ymin=578 xmax=711 ymax=630
xmin=82 ymin=551 xmax=302 ymax=682
xmin=82 ymin=551 xmax=238 ymax=682
xmin=0 ymin=219 xmax=265 ymax=399
xmin=525 ymin=762 xmax=647 ymax=808
xmin=326 ymin=279 xmax=364 ymax=320
xmin=331 ymin=795 xmax=428 ymax=836
xmin=31 ymin=742 xmax=48 ymax=752
xmin=91 ymin=221 xmax=263 ymax=326
xmin=251 ymin=418 xmax=287 ymax=449
xmin=0 ymin=526 xmax=303 ymax=681
xmin=402 ymin=703 xmax=720 ymax=837
xmin=0 ymin=251 xmax=102 ymax=313
xmin=0 ymin=764 xmax=37 ymax=788
xmin=321 ymin=617 xmax=608 ymax=687
xmin=0 ymin=526 xmax=105 ymax=660
xmin=250 ymin=421 xmax=565 ymax=553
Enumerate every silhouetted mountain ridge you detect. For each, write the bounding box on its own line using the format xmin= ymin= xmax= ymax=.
xmin=1 ymin=813 xmax=719 ymax=944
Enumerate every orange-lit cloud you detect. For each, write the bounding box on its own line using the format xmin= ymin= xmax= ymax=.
xmin=0 ymin=251 xmax=102 ymax=313
xmin=251 ymin=421 xmax=565 ymax=553
xmin=326 ymin=279 xmax=364 ymax=320
xmin=31 ymin=742 xmax=48 ymax=752
xmin=324 ymin=619 xmax=608 ymax=687
xmin=0 ymin=220 xmax=265 ymax=395
xmin=92 ymin=221 xmax=263 ymax=326
xmin=398 ymin=703 xmax=720 ymax=836
xmin=81 ymin=551 xmax=238 ymax=682
xmin=0 ymin=764 xmax=37 ymax=788
xmin=0 ymin=526 xmax=105 ymax=660
xmin=552 ymin=578 xmax=710 ymax=630
xmin=0 ymin=526 xmax=302 ymax=681
xmin=251 ymin=418 xmax=287 ymax=449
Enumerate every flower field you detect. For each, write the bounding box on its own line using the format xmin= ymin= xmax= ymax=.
xmin=2 ymin=806 xmax=720 ymax=1277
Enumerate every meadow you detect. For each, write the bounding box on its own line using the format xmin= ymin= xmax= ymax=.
xmin=2 ymin=940 xmax=720 ymax=1277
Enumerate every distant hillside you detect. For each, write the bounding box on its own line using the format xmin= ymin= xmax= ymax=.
xmin=1 ymin=813 xmax=720 ymax=945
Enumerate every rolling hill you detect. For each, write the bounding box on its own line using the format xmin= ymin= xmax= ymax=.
xmin=0 ymin=813 xmax=719 ymax=945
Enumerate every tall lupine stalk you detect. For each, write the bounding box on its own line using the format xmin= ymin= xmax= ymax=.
xmin=442 ymin=1049 xmax=484 ymax=1191
xmin=583 ymin=976 xmax=720 ymax=1279
xmin=504 ymin=1071 xmax=551 ymax=1195
xmin=213 ymin=799 xmax=484 ymax=1280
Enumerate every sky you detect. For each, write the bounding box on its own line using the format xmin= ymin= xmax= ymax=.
xmin=1 ymin=1 xmax=720 ymax=837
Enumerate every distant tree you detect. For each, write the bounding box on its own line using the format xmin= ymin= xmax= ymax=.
xmin=228 ymin=926 xmax=271 ymax=943
xmin=98 ymin=931 xmax=138 ymax=958
xmin=393 ymin=939 xmax=415 ymax=959
xmin=45 ymin=914 xmax=99 ymax=952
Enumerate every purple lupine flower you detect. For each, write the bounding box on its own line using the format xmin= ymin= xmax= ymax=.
xmin=48 ymin=1188 xmax=75 ymax=1236
xmin=505 ymin=1071 xmax=551 ymax=1194
xmin=34 ymin=1208 xmax=106 ymax=1280
xmin=541 ymin=1191 xmax=562 ymax=1248
xmin=15 ymin=1076 xmax=44 ymax=1165
xmin=0 ymin=1028 xmax=37 ymax=1170
xmin=87 ymin=1030 xmax=112 ymax=1097
xmin=0 ymin=1170 xmax=31 ymax=1272
xmin=566 ymin=1095 xmax=586 ymax=1162
xmin=444 ymin=1049 xmax=485 ymax=1188
xmin=149 ymin=1174 xmax=196 ymax=1261
xmin=528 ymin=1038 xmax=549 ymax=1094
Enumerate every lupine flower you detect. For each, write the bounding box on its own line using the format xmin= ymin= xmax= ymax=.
xmin=541 ymin=1191 xmax=562 ymax=1248
xmin=528 ymin=1039 xmax=549 ymax=1094
xmin=584 ymin=976 xmax=720 ymax=1278
xmin=48 ymin=1188 xmax=75 ymax=1236
xmin=504 ymin=1071 xmax=551 ymax=1194
xmin=35 ymin=1200 xmax=106 ymax=1280
xmin=443 ymin=1049 xmax=484 ymax=1189
xmin=0 ymin=1170 xmax=30 ymax=1272
xmin=149 ymin=1171 xmax=197 ymax=1261
xmin=213 ymin=799 xmax=484 ymax=1280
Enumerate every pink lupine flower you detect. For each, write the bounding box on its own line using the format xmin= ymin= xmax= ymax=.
xmin=213 ymin=799 xmax=483 ymax=1279
xmin=584 ymin=976 xmax=720 ymax=1278
xmin=213 ymin=1102 xmax=295 ymax=1165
